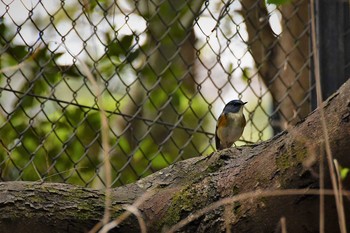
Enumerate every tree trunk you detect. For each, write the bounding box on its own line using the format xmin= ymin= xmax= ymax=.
xmin=240 ymin=0 xmax=310 ymax=132
xmin=1 ymin=79 xmax=350 ymax=233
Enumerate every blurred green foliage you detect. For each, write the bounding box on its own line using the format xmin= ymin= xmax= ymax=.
xmin=266 ymin=0 xmax=291 ymax=5
xmin=0 ymin=0 xmax=211 ymax=187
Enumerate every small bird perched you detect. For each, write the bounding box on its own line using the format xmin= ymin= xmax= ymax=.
xmin=215 ymin=100 xmax=247 ymax=150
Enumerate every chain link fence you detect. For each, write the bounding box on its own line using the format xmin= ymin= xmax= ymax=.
xmin=0 ymin=0 xmax=313 ymax=187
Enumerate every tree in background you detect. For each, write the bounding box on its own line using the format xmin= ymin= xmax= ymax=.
xmin=240 ymin=0 xmax=310 ymax=132
xmin=0 ymin=0 xmax=211 ymax=187
xmin=105 ymin=0 xmax=212 ymax=185
xmin=0 ymin=0 xmax=311 ymax=187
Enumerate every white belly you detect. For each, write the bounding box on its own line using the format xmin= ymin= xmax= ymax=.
xmin=217 ymin=113 xmax=244 ymax=148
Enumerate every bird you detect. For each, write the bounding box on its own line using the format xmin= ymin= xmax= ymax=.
xmin=215 ymin=100 xmax=247 ymax=150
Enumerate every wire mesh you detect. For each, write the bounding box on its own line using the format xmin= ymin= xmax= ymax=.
xmin=0 ymin=0 xmax=313 ymax=187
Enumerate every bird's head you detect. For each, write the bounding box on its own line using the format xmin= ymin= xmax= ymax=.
xmin=223 ymin=99 xmax=247 ymax=114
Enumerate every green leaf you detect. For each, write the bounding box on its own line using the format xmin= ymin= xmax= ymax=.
xmin=53 ymin=52 xmax=65 ymax=59
xmin=8 ymin=45 xmax=28 ymax=61
xmin=0 ymin=20 xmax=7 ymax=41
xmin=241 ymin=67 xmax=251 ymax=83
xmin=340 ymin=167 xmax=350 ymax=180
xmin=228 ymin=63 xmax=234 ymax=74
xmin=35 ymin=47 xmax=49 ymax=61
xmin=126 ymin=50 xmax=140 ymax=63
xmin=267 ymin=0 xmax=291 ymax=5
xmin=119 ymin=35 xmax=134 ymax=51
xmin=107 ymin=35 xmax=134 ymax=57
xmin=59 ymin=65 xmax=81 ymax=78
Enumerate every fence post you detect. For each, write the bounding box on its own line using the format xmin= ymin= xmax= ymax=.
xmin=312 ymin=0 xmax=349 ymax=109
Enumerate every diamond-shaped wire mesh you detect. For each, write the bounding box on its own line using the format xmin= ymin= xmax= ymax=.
xmin=0 ymin=0 xmax=312 ymax=187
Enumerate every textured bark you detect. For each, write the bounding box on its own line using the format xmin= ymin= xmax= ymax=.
xmin=1 ymin=79 xmax=350 ymax=233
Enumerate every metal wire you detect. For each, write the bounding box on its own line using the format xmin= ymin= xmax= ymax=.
xmin=0 ymin=0 xmax=318 ymax=187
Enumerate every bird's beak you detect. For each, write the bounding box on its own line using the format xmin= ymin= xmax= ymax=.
xmin=243 ymin=102 xmax=247 ymax=105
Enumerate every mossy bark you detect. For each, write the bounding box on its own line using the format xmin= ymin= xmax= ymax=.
xmin=1 ymin=80 xmax=350 ymax=233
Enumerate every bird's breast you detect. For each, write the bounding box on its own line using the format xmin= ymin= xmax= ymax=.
xmin=217 ymin=112 xmax=246 ymax=143
xmin=225 ymin=112 xmax=246 ymax=127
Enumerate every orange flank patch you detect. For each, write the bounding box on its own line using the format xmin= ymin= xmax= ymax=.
xmin=218 ymin=114 xmax=228 ymax=127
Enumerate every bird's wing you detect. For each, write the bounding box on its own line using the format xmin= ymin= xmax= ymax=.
xmin=215 ymin=125 xmax=220 ymax=150
xmin=215 ymin=114 xmax=227 ymax=150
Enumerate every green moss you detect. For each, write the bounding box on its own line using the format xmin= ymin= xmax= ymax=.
xmin=232 ymin=201 xmax=241 ymax=214
xmin=164 ymin=190 xmax=191 ymax=224
xmin=206 ymin=160 xmax=224 ymax=173
xmin=295 ymin=147 xmax=308 ymax=162
xmin=159 ymin=194 xmax=182 ymax=227
xmin=275 ymin=141 xmax=309 ymax=190
xmin=232 ymin=185 xmax=240 ymax=195
xmin=275 ymin=142 xmax=308 ymax=170
xmin=157 ymin=185 xmax=204 ymax=229
xmin=205 ymin=153 xmax=229 ymax=174
xmin=276 ymin=153 xmax=292 ymax=170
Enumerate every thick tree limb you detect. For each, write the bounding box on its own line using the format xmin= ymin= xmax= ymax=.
xmin=1 ymin=79 xmax=350 ymax=233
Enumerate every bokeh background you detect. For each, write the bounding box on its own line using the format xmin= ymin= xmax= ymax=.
xmin=0 ymin=0 xmax=348 ymax=188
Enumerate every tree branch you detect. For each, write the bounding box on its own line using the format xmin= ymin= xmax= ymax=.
xmin=1 ymin=80 xmax=350 ymax=233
